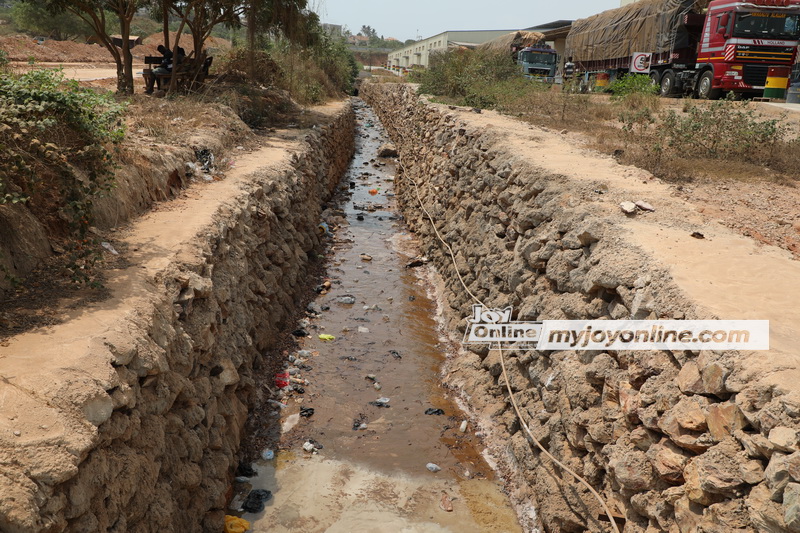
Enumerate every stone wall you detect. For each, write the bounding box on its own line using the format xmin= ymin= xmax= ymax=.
xmin=362 ymin=84 xmax=800 ymax=533
xmin=0 ymin=104 xmax=354 ymax=532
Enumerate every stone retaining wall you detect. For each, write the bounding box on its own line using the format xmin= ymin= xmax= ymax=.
xmin=362 ymin=83 xmax=800 ymax=533
xmin=0 ymin=104 xmax=354 ymax=532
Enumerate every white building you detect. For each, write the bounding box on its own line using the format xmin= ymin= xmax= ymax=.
xmin=387 ymin=30 xmax=515 ymax=69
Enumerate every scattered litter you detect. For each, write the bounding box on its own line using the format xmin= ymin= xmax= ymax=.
xmin=241 ymin=489 xmax=272 ymax=513
xmin=368 ymin=189 xmax=379 ymax=196
xmin=282 ymin=413 xmax=301 ymax=433
xmin=356 ymin=214 xmax=365 ymax=221
xmin=307 ymin=302 xmax=323 ymax=315
xmin=472 ymin=107 xmax=482 ymax=114
xmin=425 ymin=408 xmax=445 ymax=416
xmin=360 ymin=253 xmax=373 ymax=262
xmin=369 ymin=397 xmax=391 ymax=408
xmin=225 ymin=515 xmax=251 ymax=533
xmin=389 ymin=350 xmax=402 ymax=359
xmin=353 ymin=414 xmax=368 ymax=430
xmin=408 ymin=296 xmax=416 ymax=301
xmin=691 ymin=231 xmax=705 ymax=239
xmin=619 ymin=201 xmax=637 ymax=215
xmin=635 ymin=200 xmax=655 ymax=212
xmin=100 ymin=242 xmax=119 ymax=255
xmin=426 ymin=463 xmax=442 ymax=472
xmin=318 ymin=222 xmax=333 ymax=237
xmin=261 ymin=449 xmax=275 ymax=461
xmin=460 ymin=420 xmax=468 ymax=433
xmin=319 ymin=334 xmax=336 ymax=341
xmin=236 ymin=462 xmax=257 ymax=478
xmin=374 ymin=383 xmax=382 ymax=390
xmin=440 ymin=492 xmax=454 ymax=512
xmin=292 ymin=329 xmax=309 ymax=337
xmin=365 ymin=374 xmax=377 ymax=381
xmin=337 ymin=295 xmax=356 ymax=305
xmin=303 ymin=441 xmax=315 ymax=453
xmin=235 ymin=476 xmax=250 ymax=483
xmin=267 ymin=399 xmax=287 ymax=409
xmin=406 ymin=256 xmax=429 ymax=268
xmin=357 ymin=326 xmax=370 ymax=333
xmin=299 ymin=407 xmax=315 ymax=418
xmin=274 ymin=372 xmax=290 ymax=389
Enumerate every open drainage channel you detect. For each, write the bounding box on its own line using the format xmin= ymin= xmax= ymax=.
xmin=228 ymin=100 xmax=522 ymax=532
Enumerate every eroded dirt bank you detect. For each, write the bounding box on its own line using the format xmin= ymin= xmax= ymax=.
xmin=362 ymin=83 xmax=800 ymax=532
xmin=0 ymin=102 xmax=353 ymax=532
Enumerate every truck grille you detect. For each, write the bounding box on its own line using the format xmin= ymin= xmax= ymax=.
xmin=743 ymin=65 xmax=769 ymax=87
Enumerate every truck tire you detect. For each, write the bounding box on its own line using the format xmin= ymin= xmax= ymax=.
xmin=649 ymin=70 xmax=661 ymax=86
xmin=696 ymin=70 xmax=721 ymax=100
xmin=660 ymin=70 xmax=677 ymax=97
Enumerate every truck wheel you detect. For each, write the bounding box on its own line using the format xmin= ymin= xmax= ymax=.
xmin=696 ymin=71 xmax=721 ymax=100
xmin=660 ymin=70 xmax=677 ymax=97
xmin=649 ymin=71 xmax=661 ymax=86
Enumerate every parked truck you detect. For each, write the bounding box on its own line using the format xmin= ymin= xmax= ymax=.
xmin=517 ymin=45 xmax=559 ymax=80
xmin=478 ymin=31 xmax=557 ymax=81
xmin=565 ymin=0 xmax=800 ymax=98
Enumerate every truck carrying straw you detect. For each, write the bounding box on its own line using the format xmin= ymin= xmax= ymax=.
xmin=566 ymin=0 xmax=800 ymax=98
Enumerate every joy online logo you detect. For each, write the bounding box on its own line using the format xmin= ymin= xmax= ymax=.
xmin=463 ymin=305 xmax=769 ymax=351
xmin=463 ymin=304 xmax=542 ymax=347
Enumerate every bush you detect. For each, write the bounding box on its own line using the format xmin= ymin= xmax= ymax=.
xmin=660 ymin=99 xmax=785 ymax=164
xmin=0 ymin=69 xmax=125 ymax=229
xmin=416 ymin=48 xmax=519 ymax=101
xmin=608 ymin=74 xmax=658 ymax=99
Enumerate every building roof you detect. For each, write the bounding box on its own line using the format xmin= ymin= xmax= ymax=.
xmin=525 ymin=20 xmax=574 ymax=31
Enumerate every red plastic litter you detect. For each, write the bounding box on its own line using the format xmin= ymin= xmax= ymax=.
xmin=274 ymin=372 xmax=290 ymax=388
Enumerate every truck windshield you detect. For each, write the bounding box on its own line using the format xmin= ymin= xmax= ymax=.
xmin=520 ymin=52 xmax=556 ymax=64
xmin=734 ymin=13 xmax=800 ymax=39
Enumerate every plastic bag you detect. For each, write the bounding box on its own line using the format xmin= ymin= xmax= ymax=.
xmin=224 ymin=515 xmax=250 ymax=533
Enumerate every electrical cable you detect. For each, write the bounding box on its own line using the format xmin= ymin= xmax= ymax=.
xmin=401 ymin=160 xmax=621 ymax=533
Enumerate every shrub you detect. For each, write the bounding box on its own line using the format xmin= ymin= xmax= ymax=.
xmin=0 ymin=68 xmax=126 ymax=283
xmin=608 ymin=74 xmax=658 ymax=99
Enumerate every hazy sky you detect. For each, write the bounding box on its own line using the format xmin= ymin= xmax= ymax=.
xmin=312 ymin=0 xmax=621 ymax=42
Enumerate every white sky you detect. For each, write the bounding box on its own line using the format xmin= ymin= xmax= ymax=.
xmin=312 ymin=0 xmax=622 ymax=42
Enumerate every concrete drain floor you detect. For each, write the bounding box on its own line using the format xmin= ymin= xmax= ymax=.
xmin=235 ymin=100 xmax=522 ymax=532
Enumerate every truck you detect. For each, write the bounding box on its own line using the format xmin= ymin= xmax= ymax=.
xmin=565 ymin=0 xmax=800 ymax=99
xmin=477 ymin=31 xmax=558 ymax=81
xmin=517 ymin=45 xmax=559 ymax=80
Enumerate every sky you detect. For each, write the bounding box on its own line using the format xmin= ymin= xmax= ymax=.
xmin=311 ymin=0 xmax=622 ymax=42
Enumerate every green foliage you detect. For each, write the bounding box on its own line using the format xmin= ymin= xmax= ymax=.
xmin=11 ymin=1 xmax=93 ymax=40
xmin=415 ymin=48 xmax=520 ymax=102
xmin=660 ymin=100 xmax=785 ymax=164
xmin=0 ymin=49 xmax=8 ymax=70
xmin=0 ymin=69 xmax=125 ymax=235
xmin=608 ymin=74 xmax=658 ymax=99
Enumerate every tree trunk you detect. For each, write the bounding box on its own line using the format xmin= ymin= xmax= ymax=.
xmin=247 ymin=0 xmax=258 ymax=82
xmin=162 ymin=0 xmax=170 ymax=49
xmin=167 ymin=18 xmax=188 ymax=94
xmin=120 ymin=14 xmax=134 ymax=94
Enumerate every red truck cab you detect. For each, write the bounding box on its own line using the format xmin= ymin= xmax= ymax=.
xmin=696 ymin=0 xmax=800 ymax=97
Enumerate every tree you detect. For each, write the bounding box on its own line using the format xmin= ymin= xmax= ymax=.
xmin=358 ymin=24 xmax=376 ymax=38
xmin=11 ymin=1 xmax=92 ymax=40
xmin=30 ymin=0 xmax=145 ymax=94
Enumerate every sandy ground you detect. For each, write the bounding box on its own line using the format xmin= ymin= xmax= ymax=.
xmin=435 ymin=101 xmax=800 ymax=396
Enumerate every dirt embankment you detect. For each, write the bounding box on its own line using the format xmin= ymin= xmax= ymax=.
xmin=0 ymin=99 xmax=355 ymax=531
xmin=363 ymin=82 xmax=800 ymax=532
xmin=0 ymin=32 xmax=231 ymax=63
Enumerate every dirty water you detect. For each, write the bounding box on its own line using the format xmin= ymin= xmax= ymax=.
xmin=232 ymin=100 xmax=522 ymax=532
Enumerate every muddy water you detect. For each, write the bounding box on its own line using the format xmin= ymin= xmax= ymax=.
xmin=238 ymin=100 xmax=522 ymax=532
